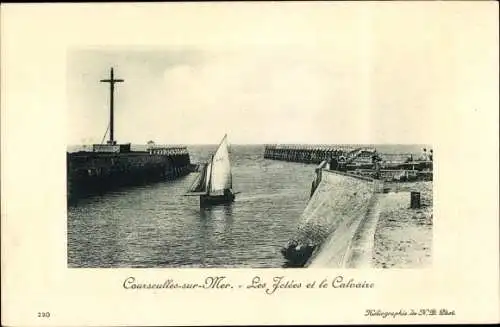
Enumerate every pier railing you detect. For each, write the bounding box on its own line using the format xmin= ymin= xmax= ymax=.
xmin=147 ymin=146 xmax=189 ymax=156
xmin=67 ymin=145 xmax=192 ymax=203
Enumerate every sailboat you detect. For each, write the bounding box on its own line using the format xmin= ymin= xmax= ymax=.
xmin=185 ymin=134 xmax=236 ymax=207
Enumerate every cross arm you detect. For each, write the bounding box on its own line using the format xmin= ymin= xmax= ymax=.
xmin=100 ymin=79 xmax=124 ymax=83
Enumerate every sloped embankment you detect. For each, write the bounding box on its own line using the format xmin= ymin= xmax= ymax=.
xmin=287 ymin=170 xmax=375 ymax=267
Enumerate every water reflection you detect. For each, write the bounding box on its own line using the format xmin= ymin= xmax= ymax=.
xmin=200 ymin=204 xmax=234 ymax=237
xmin=68 ymin=145 xmax=311 ymax=268
xmin=200 ymin=204 xmax=233 ymax=220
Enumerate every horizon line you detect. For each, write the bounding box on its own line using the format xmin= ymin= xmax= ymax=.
xmin=67 ymin=142 xmax=433 ymax=146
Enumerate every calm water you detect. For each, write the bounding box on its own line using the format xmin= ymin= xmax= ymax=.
xmin=67 ymin=144 xmax=427 ymax=268
xmin=67 ymin=145 xmax=316 ymax=268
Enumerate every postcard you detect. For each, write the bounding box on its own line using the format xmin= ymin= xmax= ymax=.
xmin=1 ymin=2 xmax=498 ymax=326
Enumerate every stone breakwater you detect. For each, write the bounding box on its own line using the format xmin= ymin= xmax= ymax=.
xmin=67 ymin=146 xmax=193 ymax=204
xmin=284 ymin=170 xmax=376 ymax=267
xmin=288 ymin=171 xmax=433 ymax=268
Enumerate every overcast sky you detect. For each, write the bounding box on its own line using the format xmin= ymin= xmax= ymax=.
xmin=66 ymin=6 xmax=458 ymax=145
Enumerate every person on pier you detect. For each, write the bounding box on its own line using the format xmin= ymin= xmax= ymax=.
xmin=329 ymin=155 xmax=339 ymax=171
xmin=337 ymin=155 xmax=347 ymax=171
xmin=372 ymin=151 xmax=382 ymax=179
xmin=420 ymin=148 xmax=429 ymax=161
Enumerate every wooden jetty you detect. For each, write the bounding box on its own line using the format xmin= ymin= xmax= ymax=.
xmin=264 ymin=144 xmax=359 ymax=164
xmin=67 ymin=67 xmax=194 ymax=204
xmin=263 ymin=144 xmax=433 ymax=182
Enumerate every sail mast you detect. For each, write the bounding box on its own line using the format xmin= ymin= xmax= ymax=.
xmin=225 ymin=135 xmax=232 ymax=189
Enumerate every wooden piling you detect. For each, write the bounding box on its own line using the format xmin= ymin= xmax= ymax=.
xmin=410 ymin=191 xmax=421 ymax=209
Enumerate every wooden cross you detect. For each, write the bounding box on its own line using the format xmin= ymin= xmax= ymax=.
xmin=100 ymin=67 xmax=124 ymax=145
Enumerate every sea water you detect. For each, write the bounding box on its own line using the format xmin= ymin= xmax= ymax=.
xmin=67 ymin=144 xmax=426 ymax=268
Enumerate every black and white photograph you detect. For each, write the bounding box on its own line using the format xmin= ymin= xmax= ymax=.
xmin=2 ymin=2 xmax=498 ymax=326
xmin=66 ymin=48 xmax=433 ymax=269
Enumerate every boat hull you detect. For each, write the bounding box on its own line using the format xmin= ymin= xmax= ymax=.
xmin=200 ymin=192 xmax=235 ymax=207
xmin=281 ymin=243 xmax=317 ymax=267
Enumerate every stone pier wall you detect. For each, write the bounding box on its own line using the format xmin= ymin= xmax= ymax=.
xmin=287 ymin=170 xmax=376 ymax=260
xmin=67 ymin=148 xmax=192 ymax=203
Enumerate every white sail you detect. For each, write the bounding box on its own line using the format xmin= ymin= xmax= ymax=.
xmin=208 ymin=135 xmax=232 ymax=194
xmin=187 ymin=163 xmax=208 ymax=193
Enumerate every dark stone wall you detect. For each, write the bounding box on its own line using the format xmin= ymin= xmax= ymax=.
xmin=67 ymin=151 xmax=192 ymax=204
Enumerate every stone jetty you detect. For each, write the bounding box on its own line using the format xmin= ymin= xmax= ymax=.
xmin=273 ymin=144 xmax=434 ymax=268
xmin=282 ymin=163 xmax=433 ymax=268
xmin=67 ymin=145 xmax=193 ymax=204
xmin=67 ymin=67 xmax=195 ymax=204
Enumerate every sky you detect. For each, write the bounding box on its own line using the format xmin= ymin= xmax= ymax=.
xmin=66 ymin=5 xmax=458 ymax=145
